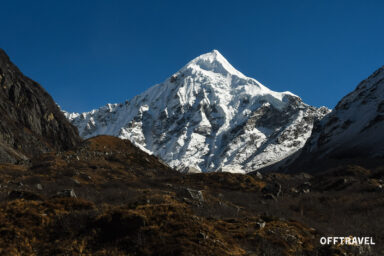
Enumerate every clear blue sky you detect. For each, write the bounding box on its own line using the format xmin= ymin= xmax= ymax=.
xmin=1 ymin=0 xmax=383 ymax=113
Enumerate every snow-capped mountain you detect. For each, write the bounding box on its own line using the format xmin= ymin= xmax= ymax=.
xmin=300 ymin=65 xmax=384 ymax=161
xmin=65 ymin=50 xmax=329 ymax=173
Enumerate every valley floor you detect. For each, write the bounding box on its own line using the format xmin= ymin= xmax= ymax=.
xmin=0 ymin=136 xmax=383 ymax=256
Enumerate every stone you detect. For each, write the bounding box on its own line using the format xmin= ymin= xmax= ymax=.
xmin=254 ymin=171 xmax=263 ymax=179
xmin=56 ymin=189 xmax=77 ymax=198
xmin=255 ymin=221 xmax=266 ymax=229
xmin=187 ymin=188 xmax=204 ymax=202
xmin=298 ymin=181 xmax=312 ymax=193
xmin=262 ymin=182 xmax=282 ymax=197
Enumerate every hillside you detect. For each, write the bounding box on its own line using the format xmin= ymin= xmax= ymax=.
xmin=267 ymin=65 xmax=384 ymax=173
xmin=0 ymin=49 xmax=81 ymax=164
xmin=0 ymin=135 xmax=382 ymax=255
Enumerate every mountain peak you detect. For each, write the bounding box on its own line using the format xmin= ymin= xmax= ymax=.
xmin=67 ymin=49 xmax=326 ymax=173
xmin=202 ymin=49 xmax=225 ymax=60
xmin=181 ymin=50 xmax=246 ymax=78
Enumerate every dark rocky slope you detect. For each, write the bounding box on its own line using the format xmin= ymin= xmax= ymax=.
xmin=0 ymin=49 xmax=81 ymax=163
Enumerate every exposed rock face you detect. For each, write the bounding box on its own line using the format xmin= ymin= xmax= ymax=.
xmin=0 ymin=49 xmax=81 ymax=163
xmin=65 ymin=50 xmax=329 ymax=173
xmin=284 ymin=66 xmax=384 ymax=172
xmin=311 ymin=66 xmax=384 ymax=158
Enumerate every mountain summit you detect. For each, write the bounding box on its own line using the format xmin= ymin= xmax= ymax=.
xmin=66 ymin=50 xmax=329 ymax=173
xmin=180 ymin=49 xmax=246 ymax=78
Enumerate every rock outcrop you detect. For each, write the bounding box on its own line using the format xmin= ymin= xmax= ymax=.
xmin=272 ymin=65 xmax=384 ymax=173
xmin=0 ymin=49 xmax=81 ymax=163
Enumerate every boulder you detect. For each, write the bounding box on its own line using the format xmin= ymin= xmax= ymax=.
xmin=262 ymin=182 xmax=282 ymax=197
xmin=56 ymin=189 xmax=77 ymax=198
xmin=186 ymin=188 xmax=204 ymax=202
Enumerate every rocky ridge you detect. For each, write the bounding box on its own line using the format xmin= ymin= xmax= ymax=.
xmin=275 ymin=65 xmax=384 ymax=173
xmin=0 ymin=49 xmax=81 ymax=163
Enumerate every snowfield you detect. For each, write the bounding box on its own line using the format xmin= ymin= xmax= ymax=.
xmin=65 ymin=50 xmax=329 ymax=173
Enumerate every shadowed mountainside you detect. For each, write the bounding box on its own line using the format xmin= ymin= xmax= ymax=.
xmin=0 ymin=49 xmax=81 ymax=163
xmin=258 ymin=65 xmax=384 ymax=174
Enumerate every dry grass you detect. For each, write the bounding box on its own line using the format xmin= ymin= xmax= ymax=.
xmin=0 ymin=136 xmax=382 ymax=255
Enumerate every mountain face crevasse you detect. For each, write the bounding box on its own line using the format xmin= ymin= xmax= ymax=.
xmin=65 ymin=50 xmax=329 ymax=173
xmin=0 ymin=49 xmax=82 ymax=163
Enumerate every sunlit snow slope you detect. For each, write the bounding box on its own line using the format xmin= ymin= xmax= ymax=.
xmin=65 ymin=50 xmax=329 ymax=173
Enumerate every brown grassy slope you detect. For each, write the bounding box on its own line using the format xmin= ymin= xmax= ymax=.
xmin=0 ymin=136 xmax=382 ymax=255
